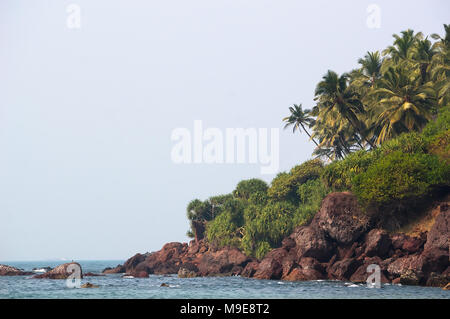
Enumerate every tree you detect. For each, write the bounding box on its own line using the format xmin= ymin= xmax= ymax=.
xmin=369 ymin=66 xmax=435 ymax=145
xmin=314 ymin=70 xmax=374 ymax=148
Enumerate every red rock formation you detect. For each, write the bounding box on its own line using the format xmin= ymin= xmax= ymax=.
xmin=33 ymin=262 xmax=82 ymax=279
xmin=0 ymin=265 xmax=32 ymax=276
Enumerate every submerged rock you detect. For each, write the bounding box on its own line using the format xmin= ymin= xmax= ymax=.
xmin=81 ymin=282 xmax=99 ymax=288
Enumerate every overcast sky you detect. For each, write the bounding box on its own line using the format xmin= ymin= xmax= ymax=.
xmin=0 ymin=0 xmax=448 ymax=261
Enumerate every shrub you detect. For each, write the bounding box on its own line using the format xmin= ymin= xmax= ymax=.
xmin=233 ymin=179 xmax=268 ymax=200
xmin=206 ymin=211 xmax=242 ymax=248
xmin=427 ymin=129 xmax=450 ymax=164
xmin=352 ymin=151 xmax=449 ymax=206
xmin=268 ymin=159 xmax=324 ymax=202
xmin=321 ymin=150 xmax=379 ymax=191
xmin=241 ymin=201 xmax=296 ymax=257
xmin=379 ymin=132 xmax=427 ymax=155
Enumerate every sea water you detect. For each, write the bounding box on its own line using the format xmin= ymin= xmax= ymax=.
xmin=0 ymin=260 xmax=448 ymax=299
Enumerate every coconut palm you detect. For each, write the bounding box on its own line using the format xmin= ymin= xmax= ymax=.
xmin=314 ymin=70 xmax=374 ymax=148
xmin=283 ymin=104 xmax=321 ymax=147
xmin=370 ymin=66 xmax=435 ymax=144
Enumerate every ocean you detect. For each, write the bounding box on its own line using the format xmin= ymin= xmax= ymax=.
xmin=0 ymin=260 xmax=448 ymax=299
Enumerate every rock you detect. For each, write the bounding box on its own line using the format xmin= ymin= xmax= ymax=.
xmin=81 ymin=282 xmax=99 ymax=288
xmin=178 ymin=264 xmax=198 ymax=278
xmin=283 ymin=267 xmax=324 ymax=281
xmin=399 ymin=269 xmax=423 ymax=286
xmin=196 ymin=247 xmax=250 ymax=276
xmin=130 ymin=270 xmax=149 ymax=278
xmin=313 ymin=192 xmax=369 ymax=245
xmin=84 ymin=272 xmax=105 ymax=277
xmin=387 ymin=254 xmax=423 ymax=277
xmin=253 ymin=248 xmax=287 ymax=280
xmin=327 ymin=258 xmax=361 ymax=281
xmin=102 ymin=265 xmax=125 ymax=274
xmin=349 ymin=263 xmax=390 ymax=284
xmin=402 ymin=235 xmax=425 ymax=254
xmin=364 ymin=229 xmax=391 ymax=257
xmin=160 ymin=283 xmax=169 ymax=287
xmin=33 ymin=262 xmax=82 ymax=279
xmin=426 ymin=272 xmax=450 ymax=287
xmin=443 ymin=283 xmax=450 ymax=290
xmin=392 ymin=277 xmax=401 ymax=285
xmin=0 ymin=264 xmax=32 ymax=276
xmin=241 ymin=261 xmax=259 ymax=278
xmin=290 ymin=226 xmax=333 ymax=262
xmin=281 ymin=237 xmax=296 ymax=251
xmin=424 ymin=203 xmax=449 ymax=252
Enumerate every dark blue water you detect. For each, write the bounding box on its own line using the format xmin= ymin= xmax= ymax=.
xmin=1 ymin=261 xmax=448 ymax=299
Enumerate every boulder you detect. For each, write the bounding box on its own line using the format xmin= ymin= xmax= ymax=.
xmin=399 ymin=269 xmax=423 ymax=286
xmin=33 ymin=262 xmax=82 ymax=279
xmin=313 ymin=192 xmax=369 ymax=245
xmin=291 ymin=226 xmax=333 ymax=262
xmin=196 ymin=247 xmax=250 ymax=276
xmin=426 ymin=272 xmax=450 ymax=287
xmin=283 ymin=267 xmax=324 ymax=281
xmin=327 ymin=258 xmax=361 ymax=281
xmin=364 ymin=229 xmax=391 ymax=257
xmin=253 ymin=248 xmax=287 ymax=280
xmin=81 ymin=282 xmax=99 ymax=288
xmin=241 ymin=261 xmax=259 ymax=278
xmin=178 ymin=263 xmax=198 ymax=278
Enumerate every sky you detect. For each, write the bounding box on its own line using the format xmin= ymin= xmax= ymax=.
xmin=0 ymin=0 xmax=448 ymax=261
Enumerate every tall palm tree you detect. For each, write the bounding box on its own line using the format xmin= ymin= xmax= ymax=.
xmin=283 ymin=104 xmax=318 ymax=146
xmin=314 ymin=70 xmax=375 ymax=148
xmin=414 ymin=37 xmax=438 ymax=84
xmin=357 ymin=51 xmax=383 ymax=87
xmin=370 ymin=66 xmax=435 ymax=144
xmin=383 ymin=29 xmax=422 ymax=62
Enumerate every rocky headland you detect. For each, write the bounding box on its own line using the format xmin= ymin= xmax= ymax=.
xmin=103 ymin=192 xmax=450 ymax=288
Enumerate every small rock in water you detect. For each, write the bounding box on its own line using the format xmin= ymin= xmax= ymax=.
xmin=81 ymin=282 xmax=99 ymax=288
xmin=443 ymin=283 xmax=450 ymax=290
xmin=160 ymin=283 xmax=169 ymax=287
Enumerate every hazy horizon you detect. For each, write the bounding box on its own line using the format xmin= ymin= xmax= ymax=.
xmin=1 ymin=0 xmax=449 ymax=261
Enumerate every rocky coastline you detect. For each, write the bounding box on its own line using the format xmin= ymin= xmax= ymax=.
xmin=1 ymin=192 xmax=448 ymax=289
xmin=103 ymin=192 xmax=450 ymax=288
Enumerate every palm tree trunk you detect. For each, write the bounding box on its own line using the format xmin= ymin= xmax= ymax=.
xmin=344 ymin=114 xmax=375 ymax=149
xmin=300 ymin=123 xmax=333 ymax=161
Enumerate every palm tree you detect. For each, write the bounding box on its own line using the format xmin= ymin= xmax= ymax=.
xmin=383 ymin=29 xmax=422 ymax=62
xmin=314 ymin=70 xmax=375 ymax=148
xmin=357 ymin=51 xmax=383 ymax=87
xmin=414 ymin=37 xmax=438 ymax=83
xmin=283 ymin=104 xmax=318 ymax=146
xmin=370 ymin=66 xmax=435 ymax=144
xmin=431 ymin=24 xmax=450 ymax=107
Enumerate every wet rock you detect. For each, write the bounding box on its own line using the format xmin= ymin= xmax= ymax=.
xmin=81 ymin=282 xmax=99 ymax=288
xmin=178 ymin=264 xmax=198 ymax=278
xmin=283 ymin=267 xmax=324 ymax=281
xmin=241 ymin=261 xmax=259 ymax=278
xmin=426 ymin=272 xmax=450 ymax=287
xmin=33 ymin=262 xmax=83 ymax=279
xmin=0 ymin=264 xmax=32 ymax=276
xmin=253 ymin=248 xmax=287 ymax=280
xmin=327 ymin=258 xmax=361 ymax=281
xmin=84 ymin=272 xmax=105 ymax=277
xmin=399 ymin=269 xmax=423 ymax=286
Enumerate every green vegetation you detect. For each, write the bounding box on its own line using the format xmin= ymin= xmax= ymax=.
xmin=186 ymin=26 xmax=450 ymax=259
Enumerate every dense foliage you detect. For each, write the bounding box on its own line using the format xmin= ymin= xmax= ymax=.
xmin=186 ymin=26 xmax=450 ymax=259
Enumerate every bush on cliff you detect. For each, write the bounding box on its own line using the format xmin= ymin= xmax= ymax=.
xmin=352 ymin=151 xmax=449 ymax=206
xmin=233 ymin=179 xmax=268 ymax=200
xmin=268 ymin=159 xmax=324 ymax=203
